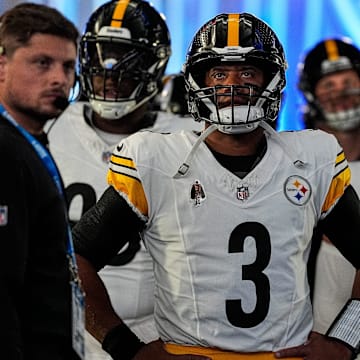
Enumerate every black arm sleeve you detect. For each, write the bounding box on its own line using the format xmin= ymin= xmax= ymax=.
xmin=72 ymin=186 xmax=145 ymax=271
xmin=318 ymin=185 xmax=360 ymax=269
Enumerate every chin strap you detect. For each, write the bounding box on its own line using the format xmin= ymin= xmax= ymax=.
xmin=259 ymin=121 xmax=306 ymax=168
xmin=173 ymin=120 xmax=306 ymax=179
xmin=173 ymin=124 xmax=218 ymax=178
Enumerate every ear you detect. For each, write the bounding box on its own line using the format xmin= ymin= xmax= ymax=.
xmin=0 ymin=54 xmax=7 ymax=82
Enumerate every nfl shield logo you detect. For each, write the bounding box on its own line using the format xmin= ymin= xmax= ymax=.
xmin=237 ymin=186 xmax=249 ymax=201
xmin=102 ymin=151 xmax=112 ymax=164
xmin=0 ymin=205 xmax=8 ymax=226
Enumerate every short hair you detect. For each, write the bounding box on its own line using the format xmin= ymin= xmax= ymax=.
xmin=0 ymin=3 xmax=79 ymax=57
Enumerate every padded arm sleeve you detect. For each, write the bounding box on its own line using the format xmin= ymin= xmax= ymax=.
xmin=73 ymin=186 xmax=145 ymax=271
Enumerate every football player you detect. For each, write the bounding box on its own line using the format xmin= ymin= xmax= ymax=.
xmin=73 ymin=13 xmax=360 ymax=360
xmin=47 ymin=0 xmax=202 ymax=359
xmin=298 ymin=38 xmax=360 ymax=358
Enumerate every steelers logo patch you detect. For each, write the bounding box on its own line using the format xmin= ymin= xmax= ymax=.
xmin=284 ymin=175 xmax=312 ymax=206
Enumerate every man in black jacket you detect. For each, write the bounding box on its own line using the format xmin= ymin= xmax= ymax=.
xmin=0 ymin=4 xmax=83 ymax=359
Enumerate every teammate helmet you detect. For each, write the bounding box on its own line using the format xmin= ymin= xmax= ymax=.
xmin=182 ymin=13 xmax=287 ymax=134
xmin=298 ymin=38 xmax=360 ymax=130
xmin=79 ymin=0 xmax=171 ymax=120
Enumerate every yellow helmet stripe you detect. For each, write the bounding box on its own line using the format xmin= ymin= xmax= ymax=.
xmin=111 ymin=0 xmax=131 ymax=28
xmin=227 ymin=14 xmax=240 ymax=46
xmin=324 ymin=39 xmax=340 ymax=61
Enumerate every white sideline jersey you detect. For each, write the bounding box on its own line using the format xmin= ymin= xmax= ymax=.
xmin=107 ymin=128 xmax=350 ymax=352
xmin=48 ymin=101 xmax=203 ymax=347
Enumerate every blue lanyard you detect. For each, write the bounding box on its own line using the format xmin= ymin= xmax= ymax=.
xmin=0 ymin=104 xmax=79 ymax=279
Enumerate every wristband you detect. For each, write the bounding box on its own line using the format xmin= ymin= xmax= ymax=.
xmin=326 ymin=299 xmax=360 ymax=356
xmin=102 ymin=323 xmax=145 ymax=360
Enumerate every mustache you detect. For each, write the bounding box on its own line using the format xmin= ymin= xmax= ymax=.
xmin=215 ymin=94 xmax=258 ymax=108
xmin=213 ymin=86 xmax=262 ymax=103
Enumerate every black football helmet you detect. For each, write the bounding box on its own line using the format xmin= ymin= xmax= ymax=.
xmin=79 ymin=0 xmax=171 ymax=120
xmin=298 ymin=38 xmax=360 ymax=130
xmin=182 ymin=13 xmax=287 ymax=134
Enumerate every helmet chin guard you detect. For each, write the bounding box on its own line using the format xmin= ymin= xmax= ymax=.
xmin=89 ymin=99 xmax=136 ymax=120
xmin=324 ymin=106 xmax=360 ymax=131
xmin=210 ymin=106 xmax=264 ymax=134
xmin=89 ymin=83 xmax=157 ymax=120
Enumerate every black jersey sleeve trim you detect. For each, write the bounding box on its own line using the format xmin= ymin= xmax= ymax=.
xmin=319 ymin=185 xmax=360 ymax=269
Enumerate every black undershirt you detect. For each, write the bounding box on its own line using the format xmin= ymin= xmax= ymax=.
xmin=209 ymin=135 xmax=267 ymax=178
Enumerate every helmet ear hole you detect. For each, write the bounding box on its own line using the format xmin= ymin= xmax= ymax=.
xmin=79 ymin=0 xmax=171 ymax=120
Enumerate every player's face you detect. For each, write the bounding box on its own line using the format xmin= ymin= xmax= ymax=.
xmin=90 ymin=45 xmax=139 ymax=100
xmin=91 ymin=72 xmax=137 ymax=100
xmin=315 ymin=69 xmax=360 ymax=113
xmin=0 ymin=33 xmax=76 ymax=122
xmin=204 ymin=64 xmax=265 ymax=109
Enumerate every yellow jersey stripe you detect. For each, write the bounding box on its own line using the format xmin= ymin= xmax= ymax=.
xmin=321 ymin=165 xmax=351 ymax=214
xmin=335 ymin=150 xmax=345 ymax=166
xmin=165 ymin=343 xmax=300 ymax=360
xmin=107 ymin=169 xmax=148 ymax=216
xmin=107 ymin=153 xmax=148 ymax=216
xmin=110 ymin=154 xmax=136 ymax=170
xmin=324 ymin=39 xmax=339 ymax=61
xmin=227 ymin=14 xmax=240 ymax=46
xmin=110 ymin=0 xmax=130 ymax=27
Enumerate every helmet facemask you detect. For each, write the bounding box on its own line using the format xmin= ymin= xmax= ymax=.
xmin=187 ymin=62 xmax=283 ymax=134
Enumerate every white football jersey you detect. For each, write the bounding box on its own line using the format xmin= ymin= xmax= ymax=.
xmin=48 ymin=101 xmax=203 ymax=344
xmin=107 ymin=128 xmax=350 ymax=352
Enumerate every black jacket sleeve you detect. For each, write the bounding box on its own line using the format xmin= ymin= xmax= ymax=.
xmin=72 ymin=186 xmax=145 ymax=271
xmin=318 ymin=185 xmax=360 ymax=269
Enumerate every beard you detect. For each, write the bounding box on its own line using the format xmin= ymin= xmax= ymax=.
xmin=10 ymin=98 xmax=63 ymax=125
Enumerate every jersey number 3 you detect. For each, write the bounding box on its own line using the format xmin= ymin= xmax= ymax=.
xmin=226 ymin=221 xmax=271 ymax=328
